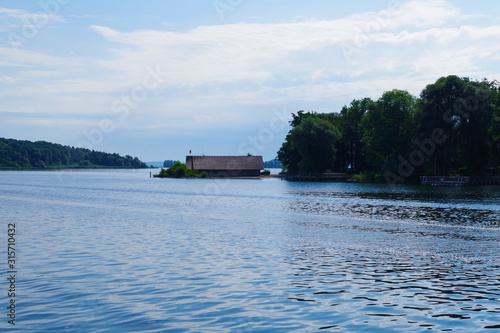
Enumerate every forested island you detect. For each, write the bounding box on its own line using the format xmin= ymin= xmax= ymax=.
xmin=263 ymin=159 xmax=282 ymax=169
xmin=163 ymin=160 xmax=181 ymax=168
xmin=277 ymin=76 xmax=500 ymax=183
xmin=0 ymin=138 xmax=147 ymax=169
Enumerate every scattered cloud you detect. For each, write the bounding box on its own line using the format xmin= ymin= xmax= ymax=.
xmin=85 ymin=0 xmax=499 ymax=104
xmin=0 ymin=75 xmax=15 ymax=83
xmin=1 ymin=0 xmax=499 ymax=160
xmin=9 ymin=117 xmax=97 ymax=128
xmin=389 ymin=0 xmax=460 ymax=28
xmin=3 ymin=0 xmax=498 ymax=107
xmin=19 ymin=70 xmax=67 ymax=78
xmin=0 ymin=7 xmax=65 ymax=23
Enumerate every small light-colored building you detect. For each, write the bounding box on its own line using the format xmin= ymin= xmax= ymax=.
xmin=186 ymin=155 xmax=264 ymax=177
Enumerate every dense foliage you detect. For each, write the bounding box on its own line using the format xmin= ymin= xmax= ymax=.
xmin=0 ymin=138 xmax=147 ymax=169
xmin=277 ymin=111 xmax=342 ymax=173
xmin=417 ymin=76 xmax=494 ymax=176
xmin=288 ymin=116 xmax=341 ymax=172
xmin=154 ymin=162 xmax=207 ymax=178
xmin=277 ymin=76 xmax=500 ymax=182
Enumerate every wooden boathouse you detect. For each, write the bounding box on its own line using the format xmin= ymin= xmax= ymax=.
xmin=186 ymin=155 xmax=264 ymax=177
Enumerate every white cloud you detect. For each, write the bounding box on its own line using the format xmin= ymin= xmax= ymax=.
xmin=19 ymin=70 xmax=67 ymax=78
xmin=389 ymin=0 xmax=460 ymax=28
xmin=3 ymin=1 xmax=498 ymax=118
xmin=0 ymin=7 xmax=65 ymax=23
xmin=85 ymin=1 xmax=499 ymax=108
xmin=2 ymin=0 xmax=500 ymax=156
xmin=0 ymin=75 xmax=15 ymax=83
xmin=9 ymin=117 xmax=97 ymax=128
xmin=0 ymin=47 xmax=74 ymax=68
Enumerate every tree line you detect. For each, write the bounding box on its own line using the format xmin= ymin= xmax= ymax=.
xmin=277 ymin=75 xmax=500 ymax=183
xmin=0 ymin=138 xmax=147 ymax=169
xmin=263 ymin=159 xmax=282 ymax=168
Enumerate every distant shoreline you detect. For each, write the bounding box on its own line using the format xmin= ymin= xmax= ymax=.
xmin=0 ymin=165 xmax=150 ymax=171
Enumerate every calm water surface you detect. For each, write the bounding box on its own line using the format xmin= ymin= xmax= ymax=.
xmin=1 ymin=169 xmax=499 ymax=332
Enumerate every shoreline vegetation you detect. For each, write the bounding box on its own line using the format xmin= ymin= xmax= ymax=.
xmin=154 ymin=162 xmax=208 ymax=178
xmin=280 ymin=172 xmax=406 ymax=183
xmin=0 ymin=138 xmax=148 ymax=170
xmin=277 ymin=76 xmax=500 ymax=184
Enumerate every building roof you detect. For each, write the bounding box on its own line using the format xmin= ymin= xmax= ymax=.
xmin=187 ymin=155 xmax=264 ymax=171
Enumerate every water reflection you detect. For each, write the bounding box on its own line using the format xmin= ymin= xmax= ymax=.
xmin=3 ymin=171 xmax=500 ymax=332
xmin=282 ymin=241 xmax=500 ymax=331
xmin=287 ymin=184 xmax=500 ymax=205
xmin=286 ymin=185 xmax=500 ymax=228
xmin=281 ymin=183 xmax=500 ymax=331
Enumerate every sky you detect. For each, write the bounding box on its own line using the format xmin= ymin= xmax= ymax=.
xmin=1 ymin=0 xmax=500 ymax=162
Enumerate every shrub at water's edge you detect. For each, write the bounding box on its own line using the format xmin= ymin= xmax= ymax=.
xmin=154 ymin=162 xmax=207 ymax=178
xmin=351 ymin=173 xmax=386 ymax=183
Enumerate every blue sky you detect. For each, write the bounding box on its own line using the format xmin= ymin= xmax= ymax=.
xmin=1 ymin=0 xmax=500 ymax=162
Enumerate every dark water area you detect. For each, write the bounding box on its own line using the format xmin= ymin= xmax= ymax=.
xmin=0 ymin=169 xmax=499 ymax=332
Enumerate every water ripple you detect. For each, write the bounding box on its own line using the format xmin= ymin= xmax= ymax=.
xmin=1 ymin=171 xmax=499 ymax=332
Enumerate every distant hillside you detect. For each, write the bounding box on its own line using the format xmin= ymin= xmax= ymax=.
xmin=0 ymin=138 xmax=147 ymax=169
xmin=264 ymin=159 xmax=282 ymax=169
xmin=163 ymin=160 xmax=181 ymax=168
xmin=145 ymin=161 xmax=164 ymax=168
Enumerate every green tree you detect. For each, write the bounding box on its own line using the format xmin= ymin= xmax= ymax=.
xmin=289 ymin=116 xmax=341 ymax=172
xmin=278 ymin=111 xmax=346 ymax=173
xmin=277 ymin=139 xmax=300 ymax=173
xmin=289 ymin=110 xmax=317 ymax=127
xmin=154 ymin=162 xmax=198 ymax=178
xmin=340 ymin=98 xmax=373 ymax=173
xmin=417 ymin=76 xmax=494 ymax=175
xmin=175 ymin=166 xmax=186 ymax=177
xmin=277 ymin=111 xmax=317 ymax=173
xmin=362 ymin=90 xmax=417 ymax=173
xmin=487 ymin=80 xmax=500 ymax=173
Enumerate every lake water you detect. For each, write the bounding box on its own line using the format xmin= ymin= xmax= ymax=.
xmin=1 ymin=169 xmax=500 ymax=332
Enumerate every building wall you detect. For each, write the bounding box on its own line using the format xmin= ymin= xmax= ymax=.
xmin=186 ymin=156 xmax=194 ymax=170
xmin=205 ymin=170 xmax=261 ymax=177
xmin=186 ymin=155 xmax=262 ymax=177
